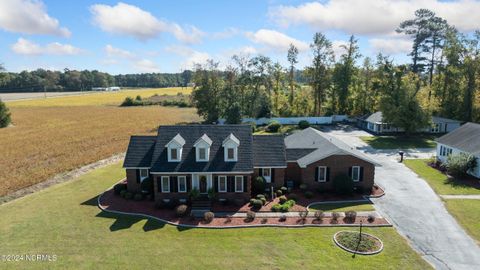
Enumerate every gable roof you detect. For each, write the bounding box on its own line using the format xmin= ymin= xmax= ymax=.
xmin=150 ymin=125 xmax=253 ymax=173
xmin=285 ymin=127 xmax=379 ymax=167
xmin=364 ymin=111 xmax=383 ymax=123
xmin=286 ymin=148 xmax=316 ymax=161
xmin=123 ymin=136 xmax=157 ymax=168
xmin=432 ymin=116 xmax=462 ymax=124
xmin=252 ymin=135 xmax=286 ymax=167
xmin=436 ymin=122 xmax=480 ymax=155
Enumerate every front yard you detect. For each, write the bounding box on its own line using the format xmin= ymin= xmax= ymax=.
xmin=360 ymin=135 xmax=437 ymax=149
xmin=0 ymin=162 xmax=431 ymax=269
xmin=404 ymin=159 xmax=480 ymax=195
xmin=444 ymin=200 xmax=480 ymax=244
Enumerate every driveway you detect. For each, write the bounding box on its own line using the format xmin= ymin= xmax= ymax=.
xmin=324 ymin=125 xmax=480 ymax=270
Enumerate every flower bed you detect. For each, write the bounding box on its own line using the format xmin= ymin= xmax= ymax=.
xmin=333 ymin=231 xmax=383 ymax=255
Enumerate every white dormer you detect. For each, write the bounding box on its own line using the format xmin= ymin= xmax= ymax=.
xmin=222 ymin=133 xmax=240 ymax=162
xmin=194 ymin=134 xmax=212 ymax=162
xmin=165 ymin=133 xmax=185 ymax=162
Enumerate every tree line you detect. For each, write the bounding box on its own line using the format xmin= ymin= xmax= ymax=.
xmin=0 ymin=68 xmax=193 ymax=92
xmin=192 ymin=9 xmax=480 ymax=130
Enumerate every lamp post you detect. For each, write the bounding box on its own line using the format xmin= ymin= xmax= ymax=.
xmin=353 ymin=220 xmax=363 ymax=258
xmin=399 ymin=151 xmax=405 ymax=163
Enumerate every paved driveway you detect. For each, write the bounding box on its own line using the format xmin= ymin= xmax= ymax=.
xmin=323 ymin=125 xmax=480 ymax=270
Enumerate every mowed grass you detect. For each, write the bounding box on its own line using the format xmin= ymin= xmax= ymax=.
xmin=0 ymin=163 xmax=431 ymax=270
xmin=404 ymin=159 xmax=480 ymax=195
xmin=7 ymin=87 xmax=191 ymax=107
xmin=360 ymin=135 xmax=437 ymax=149
xmin=309 ymin=201 xmax=375 ymax=212
xmin=444 ymin=199 xmax=480 ymax=244
xmin=0 ymin=87 xmax=199 ymax=197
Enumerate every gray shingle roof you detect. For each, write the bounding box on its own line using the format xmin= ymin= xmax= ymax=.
xmin=285 ymin=127 xmax=379 ymax=167
xmin=252 ymin=135 xmax=286 ymax=167
xmin=432 ymin=116 xmax=462 ymax=124
xmin=286 ymin=148 xmax=316 ymax=161
xmin=123 ymin=136 xmax=157 ymax=168
xmin=150 ymin=125 xmax=253 ymax=173
xmin=364 ymin=111 xmax=383 ymax=123
xmin=436 ymin=122 xmax=480 ymax=155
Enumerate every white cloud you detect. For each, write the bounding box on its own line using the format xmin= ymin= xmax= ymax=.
xmin=212 ymin=27 xmax=241 ymax=39
xmin=331 ymin=40 xmax=349 ymax=60
xmin=11 ymin=38 xmax=82 ymax=55
xmin=165 ymin=45 xmax=210 ymax=69
xmin=105 ymin=44 xmax=135 ymax=59
xmin=270 ymin=0 xmax=480 ymax=35
xmin=0 ymin=0 xmax=70 ymax=37
xmin=369 ymin=38 xmax=412 ymax=55
xmin=246 ymin=29 xmax=309 ymax=52
xmin=133 ymin=59 xmax=160 ymax=73
xmin=90 ymin=2 xmax=204 ymax=43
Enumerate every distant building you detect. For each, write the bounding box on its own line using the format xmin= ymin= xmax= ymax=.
xmin=106 ymin=86 xmax=120 ymax=91
xmin=91 ymin=87 xmax=107 ymax=91
xmin=356 ymin=111 xmax=462 ymax=134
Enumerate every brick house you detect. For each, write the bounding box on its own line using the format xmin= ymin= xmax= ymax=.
xmin=123 ymin=125 xmax=378 ymax=203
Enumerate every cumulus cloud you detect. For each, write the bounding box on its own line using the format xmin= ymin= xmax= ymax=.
xmin=212 ymin=27 xmax=241 ymax=39
xmin=0 ymin=0 xmax=70 ymax=37
xmin=165 ymin=45 xmax=210 ymax=69
xmin=369 ymin=38 xmax=412 ymax=55
xmin=11 ymin=38 xmax=82 ymax=55
xmin=90 ymin=2 xmax=204 ymax=43
xmin=133 ymin=59 xmax=160 ymax=72
xmin=246 ymin=29 xmax=309 ymax=52
xmin=270 ymin=0 xmax=480 ymax=35
xmin=105 ymin=44 xmax=135 ymax=59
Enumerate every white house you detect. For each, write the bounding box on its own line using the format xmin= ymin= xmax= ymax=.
xmin=357 ymin=111 xmax=462 ymax=134
xmin=436 ymin=122 xmax=480 ymax=178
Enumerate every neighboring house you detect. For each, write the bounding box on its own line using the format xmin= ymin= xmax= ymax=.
xmin=123 ymin=125 xmax=378 ymax=203
xmin=436 ymin=122 xmax=480 ymax=178
xmin=357 ymin=111 xmax=462 ymax=134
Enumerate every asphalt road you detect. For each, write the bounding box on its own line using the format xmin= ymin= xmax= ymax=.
xmin=324 ymin=125 xmax=480 ymax=270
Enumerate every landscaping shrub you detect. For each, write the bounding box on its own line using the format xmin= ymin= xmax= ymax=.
xmin=154 ymin=200 xmax=165 ymax=209
xmin=124 ymin=192 xmax=133 ymax=200
xmin=280 ymin=186 xmax=288 ymax=194
xmin=207 ymin=188 xmax=216 ymax=200
xmin=166 ymin=199 xmax=178 ymax=210
xmin=145 ymin=194 xmax=153 ymax=201
xmin=133 ymin=193 xmax=143 ymax=201
xmin=314 ymin=210 xmax=324 ymax=221
xmin=140 ymin=177 xmax=153 ymax=194
xmin=225 ymin=215 xmax=232 ymax=223
xmin=279 ymin=215 xmax=287 ymax=222
xmin=188 ymin=188 xmax=200 ymax=200
xmin=114 ymin=183 xmax=127 ymax=195
xmin=298 ymin=210 xmax=308 ymax=220
xmin=249 ymin=198 xmax=256 ymax=205
xmin=446 ymin=153 xmax=478 ymax=177
xmin=119 ymin=189 xmax=127 ymax=198
xmin=316 ymin=187 xmax=326 ymax=194
xmin=271 ymin=199 xmax=295 ymax=212
xmin=298 ymin=120 xmax=310 ymax=129
xmin=299 ymin=183 xmax=308 ymax=192
xmin=259 ymin=197 xmax=267 ymax=205
xmin=275 ymin=190 xmax=283 ymax=197
xmin=367 ymin=214 xmax=376 ymax=223
xmin=331 ymin=211 xmax=340 ymax=221
xmin=288 ymin=193 xmax=298 ymax=202
xmin=304 ymin=191 xmax=313 ymax=199
xmin=251 ymin=199 xmax=263 ymax=210
xmin=204 ymin=211 xmax=214 ymax=223
xmin=175 ymin=204 xmax=188 ymax=217
xmin=333 ymin=173 xmax=354 ymax=195
xmin=246 ymin=210 xmax=256 ymax=221
xmin=252 ymin=177 xmax=266 ymax=195
xmin=261 ymin=218 xmax=268 ymax=224
xmin=278 ymin=195 xmax=287 ymax=204
xmin=256 ymin=194 xmax=266 ymax=200
xmin=266 ymin=120 xmax=281 ymax=133
xmin=0 ymin=99 xmax=12 ymax=128
xmin=345 ymin=211 xmax=357 ymax=222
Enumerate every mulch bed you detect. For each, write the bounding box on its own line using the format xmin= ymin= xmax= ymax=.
xmin=99 ymin=188 xmax=390 ymax=228
xmin=334 ymin=231 xmax=383 ymax=255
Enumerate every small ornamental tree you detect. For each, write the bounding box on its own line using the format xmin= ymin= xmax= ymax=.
xmin=333 ymin=173 xmax=354 ymax=195
xmin=0 ymin=98 xmax=11 ymax=128
xmin=446 ymin=153 xmax=477 ymax=177
xmin=252 ymin=176 xmax=266 ymax=195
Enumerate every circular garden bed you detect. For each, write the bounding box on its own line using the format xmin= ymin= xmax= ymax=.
xmin=333 ymin=231 xmax=383 ymax=255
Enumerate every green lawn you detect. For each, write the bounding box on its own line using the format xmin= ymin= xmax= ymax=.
xmin=309 ymin=201 xmax=375 ymax=212
xmin=0 ymin=163 xmax=431 ymax=269
xmin=404 ymin=159 xmax=480 ymax=195
xmin=444 ymin=200 xmax=480 ymax=244
xmin=360 ymin=135 xmax=437 ymax=149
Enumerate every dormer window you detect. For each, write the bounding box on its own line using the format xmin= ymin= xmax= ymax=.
xmin=222 ymin=133 xmax=240 ymax=162
xmin=194 ymin=134 xmax=212 ymax=162
xmin=165 ymin=133 xmax=185 ymax=162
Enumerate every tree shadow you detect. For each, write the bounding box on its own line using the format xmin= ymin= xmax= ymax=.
xmin=143 ymin=218 xmax=166 ymax=232
xmin=81 ymin=195 xmax=99 ymax=206
xmin=444 ymin=177 xmax=480 ymax=190
xmin=96 ymin=211 xmax=144 ymax=232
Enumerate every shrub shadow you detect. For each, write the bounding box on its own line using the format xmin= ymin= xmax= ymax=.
xmin=81 ymin=195 xmax=99 ymax=206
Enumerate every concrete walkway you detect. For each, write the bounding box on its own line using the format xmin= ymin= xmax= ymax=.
xmin=324 ymin=127 xmax=480 ymax=270
xmin=440 ymin=195 xmax=480 ymax=200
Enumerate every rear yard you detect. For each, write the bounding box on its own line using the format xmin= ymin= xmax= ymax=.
xmin=360 ymin=135 xmax=437 ymax=149
xmin=0 ymin=162 xmax=431 ymax=269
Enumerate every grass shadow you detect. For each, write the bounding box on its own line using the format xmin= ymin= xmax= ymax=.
xmin=96 ymin=211 xmax=144 ymax=232
xmin=81 ymin=195 xmax=99 ymax=206
xmin=143 ymin=218 xmax=166 ymax=232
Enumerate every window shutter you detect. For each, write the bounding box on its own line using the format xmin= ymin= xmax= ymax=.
xmin=228 ymin=176 xmax=234 ymax=192
xmin=243 ymin=176 xmax=247 ymax=192
xmin=348 ymin=167 xmax=352 ymax=178
xmin=259 ymin=168 xmax=263 ymax=177
xmin=271 ymin=169 xmax=275 ymax=183
xmin=170 ymin=177 xmax=176 ymax=193
xmin=186 ymin=175 xmax=191 ymax=191
xmin=157 ymin=178 xmax=162 ymax=192
xmin=360 ymin=167 xmax=364 ymax=182
xmin=326 ymin=167 xmax=330 ymax=182
xmin=214 ymin=176 xmax=218 ymax=192
xmin=136 ymin=169 xmax=140 ymax=183
xmin=315 ymin=167 xmax=319 ymax=182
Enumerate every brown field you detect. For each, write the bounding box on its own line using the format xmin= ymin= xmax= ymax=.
xmin=0 ymin=103 xmax=199 ymax=196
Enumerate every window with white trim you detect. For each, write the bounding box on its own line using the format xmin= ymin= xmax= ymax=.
xmin=169 ymin=148 xmax=180 ymax=161
xmin=431 ymin=123 xmax=440 ymax=133
xmin=197 ymin=147 xmax=208 ymax=161
xmin=218 ymin=176 xmax=227 ymax=192
xmin=235 ymin=176 xmax=243 ymax=192
xmin=139 ymin=169 xmax=149 ymax=180
xmin=227 ymin=148 xmax=235 ymax=161
xmin=161 ymin=176 xmax=170 ymax=192
xmin=262 ymin=168 xmax=271 ymax=183
xmin=318 ymin=166 xmax=327 ymax=182
xmin=352 ymin=166 xmax=360 ymax=182
xmin=178 ymin=176 xmax=186 ymax=193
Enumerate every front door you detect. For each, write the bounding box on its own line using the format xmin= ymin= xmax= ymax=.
xmin=199 ymin=175 xmax=208 ymax=193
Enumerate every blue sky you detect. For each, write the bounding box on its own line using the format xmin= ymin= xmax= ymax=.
xmin=0 ymin=0 xmax=479 ymax=74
